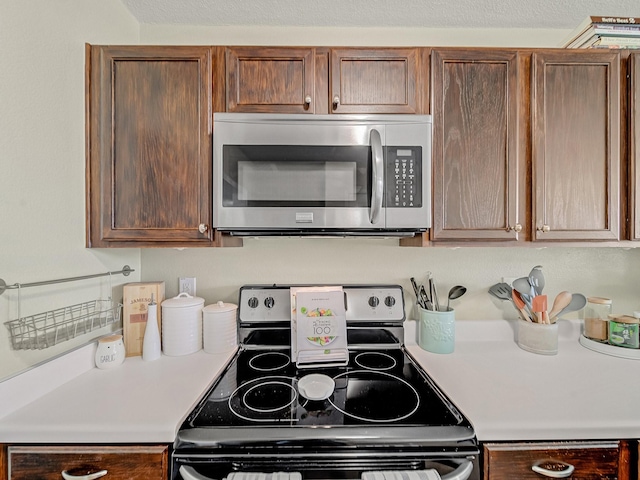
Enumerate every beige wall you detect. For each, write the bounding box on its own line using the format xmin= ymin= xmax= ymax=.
xmin=0 ymin=0 xmax=141 ymax=380
xmin=138 ymin=24 xmax=568 ymax=47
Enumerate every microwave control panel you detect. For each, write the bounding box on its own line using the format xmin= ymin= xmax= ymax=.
xmin=385 ymin=146 xmax=422 ymax=208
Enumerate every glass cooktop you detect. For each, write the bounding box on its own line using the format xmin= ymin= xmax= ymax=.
xmin=185 ymin=348 xmax=465 ymax=429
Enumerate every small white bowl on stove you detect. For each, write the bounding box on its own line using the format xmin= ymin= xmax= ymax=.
xmin=298 ymin=374 xmax=335 ymax=400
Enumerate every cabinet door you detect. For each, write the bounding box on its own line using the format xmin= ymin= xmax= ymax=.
xmin=330 ymin=48 xmax=421 ymax=114
xmin=484 ymin=441 xmax=630 ymax=480
xmin=87 ymin=45 xmax=214 ymax=246
xmin=227 ymin=47 xmax=316 ymax=113
xmin=431 ymin=49 xmax=525 ymax=242
xmin=631 ymin=53 xmax=640 ymax=240
xmin=8 ymin=445 xmax=168 ymax=480
xmin=531 ymin=50 xmax=620 ymax=241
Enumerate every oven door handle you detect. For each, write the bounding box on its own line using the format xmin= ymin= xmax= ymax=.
xmin=180 ymin=462 xmax=474 ymax=480
xmin=179 ymin=466 xmax=214 ymax=480
xmin=369 ymin=128 xmax=384 ymax=225
xmin=441 ymin=459 xmax=474 ymax=480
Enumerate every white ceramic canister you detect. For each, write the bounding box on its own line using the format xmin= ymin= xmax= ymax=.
xmin=202 ymin=301 xmax=238 ymax=354
xmin=161 ymin=293 xmax=204 ymax=356
xmin=95 ymin=334 xmax=126 ymax=369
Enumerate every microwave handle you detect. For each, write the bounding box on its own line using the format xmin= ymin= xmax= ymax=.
xmin=369 ymin=128 xmax=384 ymax=224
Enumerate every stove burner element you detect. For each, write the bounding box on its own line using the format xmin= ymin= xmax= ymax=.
xmin=248 ymin=351 xmax=290 ymax=372
xmin=354 ymin=352 xmax=397 ymax=371
xmin=228 ymin=376 xmax=299 ymax=422
xmin=243 ymin=381 xmax=298 ymax=413
xmin=328 ymin=370 xmax=419 ymax=423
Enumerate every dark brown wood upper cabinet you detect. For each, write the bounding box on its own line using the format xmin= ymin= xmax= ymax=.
xmin=631 ymin=53 xmax=640 ymax=240
xmin=225 ymin=47 xmax=422 ymax=114
xmin=226 ymin=47 xmax=316 ymax=113
xmin=329 ymin=48 xmax=421 ymax=114
xmin=430 ymin=49 xmax=525 ymax=242
xmin=86 ymin=45 xmax=218 ymax=247
xmin=531 ymin=50 xmax=621 ymax=241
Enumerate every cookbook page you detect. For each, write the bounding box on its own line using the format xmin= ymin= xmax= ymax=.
xmin=291 ymin=287 xmax=348 ymax=368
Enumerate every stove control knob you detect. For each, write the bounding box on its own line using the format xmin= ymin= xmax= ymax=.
xmin=247 ymin=296 xmax=259 ymax=309
xmin=384 ymin=296 xmax=396 ymax=307
xmin=368 ymin=296 xmax=380 ymax=308
xmin=264 ymin=296 xmax=275 ymax=309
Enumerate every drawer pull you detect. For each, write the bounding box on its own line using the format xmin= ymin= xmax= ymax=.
xmin=61 ymin=470 xmax=108 ymax=480
xmin=531 ymin=461 xmax=575 ymax=478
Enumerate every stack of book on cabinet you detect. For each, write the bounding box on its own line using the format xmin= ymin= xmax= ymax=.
xmin=561 ymin=16 xmax=640 ymax=49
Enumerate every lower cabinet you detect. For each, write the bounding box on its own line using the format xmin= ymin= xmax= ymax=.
xmin=6 ymin=445 xmax=168 ymax=480
xmin=483 ymin=441 xmax=631 ymax=479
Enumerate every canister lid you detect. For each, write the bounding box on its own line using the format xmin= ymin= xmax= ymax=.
xmin=98 ymin=334 xmax=122 ymax=343
xmin=203 ymin=300 xmax=238 ymax=313
xmin=161 ymin=292 xmax=204 ymax=308
xmin=587 ymin=297 xmax=612 ymax=305
xmin=609 ymin=314 xmax=639 ymax=324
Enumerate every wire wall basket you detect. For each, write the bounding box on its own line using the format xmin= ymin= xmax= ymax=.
xmin=1 ymin=265 xmax=133 ymax=350
xmin=5 ymin=299 xmax=122 ymax=350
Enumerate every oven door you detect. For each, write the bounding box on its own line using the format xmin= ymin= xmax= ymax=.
xmin=173 ymin=452 xmax=479 ymax=480
xmin=213 ymin=114 xmax=386 ymax=232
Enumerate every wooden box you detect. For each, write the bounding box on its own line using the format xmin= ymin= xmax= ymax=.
xmin=123 ymin=282 xmax=165 ymax=357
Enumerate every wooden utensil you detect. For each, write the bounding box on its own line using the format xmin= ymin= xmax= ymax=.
xmin=512 ymin=290 xmax=532 ymax=322
xmin=548 ymin=291 xmax=572 ymax=323
xmin=532 ymin=295 xmax=548 ymax=324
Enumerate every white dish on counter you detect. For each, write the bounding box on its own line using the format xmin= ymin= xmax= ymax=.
xmin=579 ymin=334 xmax=640 ymax=360
xmin=298 ymin=373 xmax=335 ymax=400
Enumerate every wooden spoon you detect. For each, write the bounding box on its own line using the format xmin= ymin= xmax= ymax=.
xmin=548 ymin=291 xmax=572 ymax=323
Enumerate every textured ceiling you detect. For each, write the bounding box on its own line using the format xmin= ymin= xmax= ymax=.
xmin=121 ymin=0 xmax=640 ymax=29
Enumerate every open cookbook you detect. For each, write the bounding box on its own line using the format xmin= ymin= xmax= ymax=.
xmin=290 ymin=286 xmax=348 ymax=368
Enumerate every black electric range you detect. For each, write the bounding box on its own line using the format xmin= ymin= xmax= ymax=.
xmin=172 ymin=285 xmax=479 ymax=480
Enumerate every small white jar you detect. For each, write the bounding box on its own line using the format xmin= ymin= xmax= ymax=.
xmin=95 ymin=334 xmax=125 ymax=369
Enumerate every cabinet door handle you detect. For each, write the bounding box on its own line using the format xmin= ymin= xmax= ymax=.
xmin=531 ymin=461 xmax=575 ymax=478
xmin=508 ymin=223 xmax=522 ymax=233
xmin=304 ymin=95 xmax=312 ymax=105
xmin=332 ymin=95 xmax=340 ymax=109
xmin=537 ymin=224 xmax=551 ymax=233
xmin=198 ymin=224 xmax=208 ymax=234
xmin=61 ymin=470 xmax=108 ymax=480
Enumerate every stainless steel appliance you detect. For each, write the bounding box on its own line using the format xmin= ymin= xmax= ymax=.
xmin=213 ymin=114 xmax=431 ymax=236
xmin=172 ymin=285 xmax=479 ymax=480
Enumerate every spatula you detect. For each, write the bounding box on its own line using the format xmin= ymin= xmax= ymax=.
xmin=512 ymin=289 xmax=533 ymax=322
xmin=532 ymin=295 xmax=548 ymax=324
xmin=488 ymin=283 xmax=512 ymax=302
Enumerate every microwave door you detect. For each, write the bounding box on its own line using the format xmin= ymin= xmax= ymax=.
xmin=216 ymin=128 xmax=385 ymax=231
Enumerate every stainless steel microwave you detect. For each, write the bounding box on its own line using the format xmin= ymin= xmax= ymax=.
xmin=213 ymin=113 xmax=431 ymax=236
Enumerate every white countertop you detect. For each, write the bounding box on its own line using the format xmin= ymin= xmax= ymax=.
xmin=0 ymin=348 xmax=235 ymax=443
xmin=405 ymin=319 xmax=640 ymax=442
xmin=1 ymin=320 xmax=639 ymax=444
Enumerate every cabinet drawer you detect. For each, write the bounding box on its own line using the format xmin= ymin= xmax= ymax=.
xmin=8 ymin=445 xmax=168 ymax=480
xmin=484 ymin=441 xmax=629 ymax=479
